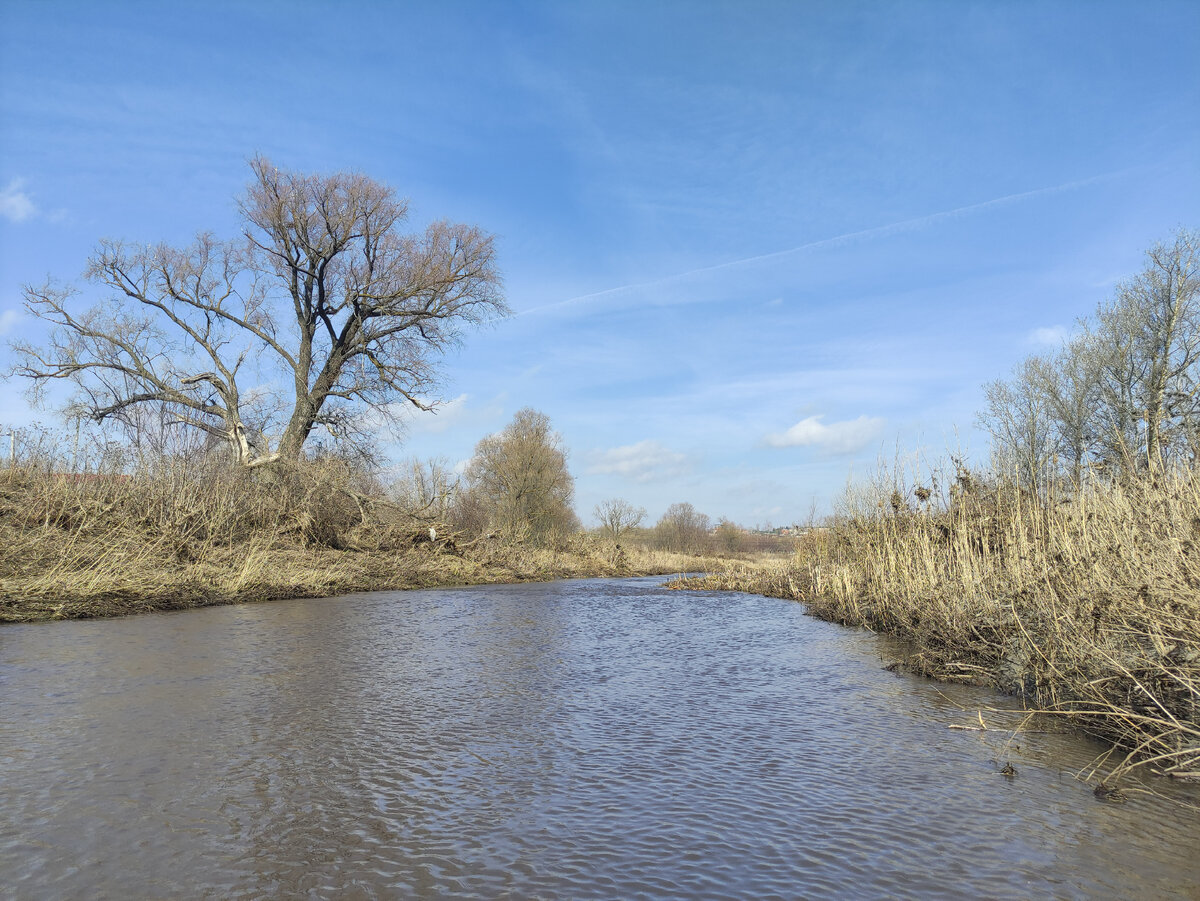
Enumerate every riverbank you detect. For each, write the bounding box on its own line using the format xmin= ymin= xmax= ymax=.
xmin=0 ymin=463 xmax=729 ymax=624
xmin=673 ymin=468 xmax=1200 ymax=782
xmin=1 ymin=538 xmax=722 ymax=623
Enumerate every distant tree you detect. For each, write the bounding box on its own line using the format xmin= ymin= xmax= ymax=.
xmin=654 ymin=502 xmax=711 ymax=553
xmin=714 ymin=517 xmax=743 ymax=554
xmin=463 ymin=408 xmax=577 ymax=543
xmin=1037 ymin=335 xmax=1101 ymax=485
xmin=593 ymin=498 xmax=645 ymax=543
xmin=1085 ymin=306 xmax=1144 ymax=475
xmin=977 ymin=356 xmax=1056 ymax=493
xmin=10 ymin=157 xmax=506 ymax=466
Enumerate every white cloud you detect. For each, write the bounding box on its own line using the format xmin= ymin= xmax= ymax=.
xmin=765 ymin=414 xmax=884 ymax=455
xmin=1027 ymin=325 xmax=1069 ymax=347
xmin=403 ymin=393 xmax=471 ymax=434
xmin=0 ymin=309 xmax=21 ymax=336
xmin=586 ymin=439 xmax=690 ymax=482
xmin=0 ymin=179 xmax=36 ymax=223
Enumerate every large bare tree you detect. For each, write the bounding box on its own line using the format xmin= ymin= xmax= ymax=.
xmin=1113 ymin=228 xmax=1200 ymax=471
xmin=11 ymin=157 xmax=506 ymax=465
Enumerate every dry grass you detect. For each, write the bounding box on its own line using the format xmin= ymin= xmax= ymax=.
xmin=677 ymin=466 xmax=1200 ymax=782
xmin=0 ymin=458 xmax=719 ymax=624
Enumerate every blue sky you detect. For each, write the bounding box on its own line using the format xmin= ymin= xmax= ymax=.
xmin=1 ymin=0 xmax=1197 ymax=526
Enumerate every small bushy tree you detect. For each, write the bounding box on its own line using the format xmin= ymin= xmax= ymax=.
xmin=714 ymin=518 xmax=743 ymax=554
xmin=462 ymin=408 xmax=577 ymax=543
xmin=654 ymin=502 xmax=710 ymax=553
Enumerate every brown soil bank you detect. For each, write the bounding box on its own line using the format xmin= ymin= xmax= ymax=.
xmin=0 ymin=463 xmax=713 ymax=624
xmin=674 ymin=469 xmax=1200 ymax=783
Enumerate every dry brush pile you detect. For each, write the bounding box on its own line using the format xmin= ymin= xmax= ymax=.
xmin=679 ymin=466 xmax=1200 ymax=782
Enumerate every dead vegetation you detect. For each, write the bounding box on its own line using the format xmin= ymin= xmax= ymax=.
xmin=0 ymin=456 xmax=720 ymax=624
xmin=675 ymin=463 xmax=1200 ymax=783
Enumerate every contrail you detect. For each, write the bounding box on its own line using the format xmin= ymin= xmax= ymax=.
xmin=516 ymin=169 xmax=1128 ymax=317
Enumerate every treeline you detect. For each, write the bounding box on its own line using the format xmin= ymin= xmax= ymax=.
xmin=622 ymin=504 xmax=790 ymax=556
xmin=1 ymin=408 xmax=581 ymax=550
xmin=395 ymin=431 xmax=788 ymax=556
xmin=979 ymin=228 xmax=1199 ymax=490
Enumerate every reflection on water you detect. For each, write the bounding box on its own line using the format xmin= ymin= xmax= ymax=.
xmin=2 ymin=577 xmax=1198 ymax=899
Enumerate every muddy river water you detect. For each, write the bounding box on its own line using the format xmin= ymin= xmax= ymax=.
xmin=2 ymin=576 xmax=1198 ymax=898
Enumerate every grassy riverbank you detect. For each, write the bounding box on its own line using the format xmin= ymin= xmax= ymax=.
xmin=675 ymin=467 xmax=1200 ymax=783
xmin=0 ymin=461 xmax=726 ymax=624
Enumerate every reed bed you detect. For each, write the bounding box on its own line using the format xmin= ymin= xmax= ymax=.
xmin=676 ymin=466 xmax=1200 ymax=782
xmin=0 ymin=457 xmax=722 ymax=623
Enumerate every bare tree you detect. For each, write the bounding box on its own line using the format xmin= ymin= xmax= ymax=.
xmin=593 ymin=498 xmax=645 ymax=543
xmin=463 ymin=408 xmax=577 ymax=543
xmin=389 ymin=457 xmax=459 ymax=521
xmin=1117 ymin=229 xmax=1200 ymax=471
xmin=1076 ymin=312 xmax=1141 ymax=476
xmin=10 ymin=158 xmax=506 ymax=465
xmin=713 ymin=517 xmax=743 ymax=554
xmin=654 ymin=502 xmax=711 ymax=553
xmin=1036 ymin=335 xmax=1100 ymax=486
xmin=973 ymin=230 xmax=1200 ymax=484
xmin=1078 ymin=230 xmax=1200 ymax=475
xmin=977 ymin=356 xmax=1056 ymax=493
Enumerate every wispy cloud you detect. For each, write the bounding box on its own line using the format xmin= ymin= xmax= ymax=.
xmin=765 ymin=414 xmax=884 ymax=455
xmin=1027 ymin=325 xmax=1069 ymax=347
xmin=402 ymin=393 xmax=471 ymax=434
xmin=361 ymin=392 xmax=499 ymax=437
xmin=0 ymin=309 xmax=22 ymax=336
xmin=586 ymin=439 xmax=690 ymax=482
xmin=0 ymin=179 xmax=36 ymax=223
xmin=519 ymin=169 xmax=1130 ymax=317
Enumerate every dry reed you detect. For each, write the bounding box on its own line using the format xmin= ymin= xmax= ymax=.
xmin=676 ymin=464 xmax=1200 ymax=782
xmin=0 ymin=456 xmax=724 ymax=623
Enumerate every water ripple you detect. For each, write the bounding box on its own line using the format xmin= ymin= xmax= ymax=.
xmin=2 ymin=577 xmax=1198 ymax=899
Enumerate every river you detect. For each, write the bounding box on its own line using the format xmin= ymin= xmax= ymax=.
xmin=2 ymin=576 xmax=1198 ymax=899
